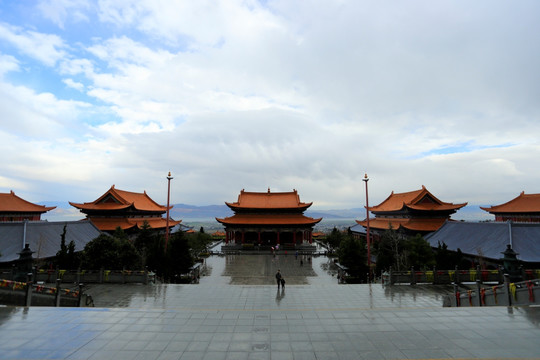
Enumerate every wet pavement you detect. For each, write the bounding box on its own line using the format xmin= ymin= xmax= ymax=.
xmin=1 ymin=253 xmax=539 ymax=359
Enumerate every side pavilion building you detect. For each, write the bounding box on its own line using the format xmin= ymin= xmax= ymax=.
xmin=356 ymin=186 xmax=467 ymax=238
xmin=70 ymin=185 xmax=181 ymax=234
xmin=0 ymin=191 xmax=56 ymax=222
xmin=216 ymin=189 xmax=322 ymax=248
xmin=481 ymin=192 xmax=540 ymax=223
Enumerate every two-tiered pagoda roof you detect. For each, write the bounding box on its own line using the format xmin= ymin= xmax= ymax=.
xmin=357 ymin=186 xmax=466 ymax=233
xmin=217 ymin=189 xmax=321 ymax=226
xmin=70 ymin=185 xmax=180 ymax=232
xmin=217 ymin=189 xmax=321 ymax=247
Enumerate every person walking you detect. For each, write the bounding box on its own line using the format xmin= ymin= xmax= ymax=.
xmin=275 ymin=269 xmax=282 ymax=288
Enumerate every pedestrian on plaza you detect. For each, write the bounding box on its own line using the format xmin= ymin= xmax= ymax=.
xmin=295 ymin=250 xmax=298 ymax=259
xmin=280 ymin=278 xmax=285 ymax=289
xmin=300 ymin=259 xmax=303 ymax=266
xmin=275 ymin=269 xmax=282 ymax=288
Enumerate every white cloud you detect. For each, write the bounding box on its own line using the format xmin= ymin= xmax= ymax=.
xmin=0 ymin=82 xmax=90 ymax=138
xmin=63 ymin=78 xmax=85 ymax=91
xmin=0 ymin=53 xmax=19 ymax=76
xmin=37 ymin=0 xmax=92 ymax=29
xmin=0 ymin=22 xmax=67 ymax=67
xmin=96 ymin=0 xmax=285 ymax=48
xmin=0 ymin=0 xmax=539 ymax=215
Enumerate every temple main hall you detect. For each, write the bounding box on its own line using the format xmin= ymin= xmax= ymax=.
xmin=356 ymin=185 xmax=467 ymax=238
xmin=70 ymin=185 xmax=181 ymax=235
xmin=217 ymin=189 xmax=322 ymax=249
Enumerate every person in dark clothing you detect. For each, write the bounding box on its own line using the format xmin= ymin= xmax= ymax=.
xmin=280 ymin=278 xmax=285 ymax=289
xmin=275 ymin=269 xmax=282 ymax=288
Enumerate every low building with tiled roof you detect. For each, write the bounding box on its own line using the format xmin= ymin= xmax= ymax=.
xmin=481 ymin=192 xmax=540 ymax=222
xmin=0 ymin=191 xmax=56 ymax=222
xmin=425 ymin=221 xmax=540 ymax=265
xmin=0 ymin=220 xmax=101 ymax=264
xmin=70 ymin=185 xmax=181 ymax=234
xmin=216 ymin=189 xmax=322 ymax=247
xmin=356 ymin=186 xmax=467 ymax=237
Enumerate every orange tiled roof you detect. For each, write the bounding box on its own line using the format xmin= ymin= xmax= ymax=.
xmin=89 ymin=217 xmax=137 ymax=231
xmin=225 ymin=189 xmax=312 ymax=210
xmin=89 ymin=217 xmax=181 ymax=231
xmin=212 ymin=231 xmax=226 ymax=236
xmin=480 ymin=192 xmax=540 ymax=213
xmin=356 ymin=217 xmax=447 ymax=232
xmin=369 ymin=186 xmax=466 ymax=213
xmin=0 ymin=191 xmax=56 ymax=213
xmin=216 ymin=213 xmax=322 ymax=226
xmin=70 ymin=185 xmax=169 ymax=212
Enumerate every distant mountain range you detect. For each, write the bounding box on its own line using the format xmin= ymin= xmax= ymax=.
xmin=169 ymin=204 xmax=490 ymax=221
xmin=169 ymin=203 xmax=367 ymax=220
xmin=41 ymin=202 xmax=492 ymax=222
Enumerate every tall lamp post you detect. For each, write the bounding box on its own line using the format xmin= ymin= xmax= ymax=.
xmin=362 ymin=173 xmax=371 ymax=282
xmin=165 ymin=171 xmax=173 ymax=253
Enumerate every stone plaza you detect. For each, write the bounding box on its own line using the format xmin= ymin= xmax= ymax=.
xmin=0 ymin=254 xmax=539 ymax=359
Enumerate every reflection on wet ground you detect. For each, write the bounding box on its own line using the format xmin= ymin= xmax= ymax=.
xmin=2 ymin=254 xmax=540 ymax=359
xmin=85 ymin=254 xmax=455 ymax=309
xmin=205 ymin=253 xmax=326 ymax=285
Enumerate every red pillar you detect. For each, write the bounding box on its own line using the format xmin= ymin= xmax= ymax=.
xmin=277 ymin=231 xmax=280 ymax=244
xmin=293 ymin=231 xmax=296 ymax=244
xmin=258 ymin=231 xmax=261 ymax=244
xmin=241 ymin=231 xmax=245 ymax=244
xmin=309 ymin=231 xmax=313 ymax=244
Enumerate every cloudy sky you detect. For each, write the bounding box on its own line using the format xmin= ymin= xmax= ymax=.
xmin=1 ymin=0 xmax=539 ymax=220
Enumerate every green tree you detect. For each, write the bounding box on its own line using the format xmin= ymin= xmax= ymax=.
xmin=134 ymin=221 xmax=156 ymax=267
xmin=165 ymin=232 xmax=194 ymax=281
xmin=325 ymin=227 xmax=343 ymax=252
xmin=433 ymin=242 xmax=471 ymax=269
xmin=113 ymin=226 xmax=129 ymax=241
xmin=337 ymin=235 xmax=368 ymax=280
xmin=56 ymin=225 xmax=69 ymax=267
xmin=146 ymin=231 xmax=195 ymax=282
xmin=375 ymin=227 xmax=405 ymax=273
xmin=82 ymin=234 xmax=141 ymax=270
xmin=404 ymin=234 xmax=435 ymax=270
xmin=56 ymin=225 xmax=79 ymax=269
xmin=187 ymin=231 xmax=213 ymax=257
xmin=434 ymin=242 xmax=454 ymax=269
xmin=146 ymin=234 xmax=166 ymax=275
